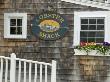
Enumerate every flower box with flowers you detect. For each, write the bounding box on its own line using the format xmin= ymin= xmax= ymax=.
xmin=74 ymin=42 xmax=110 ymax=56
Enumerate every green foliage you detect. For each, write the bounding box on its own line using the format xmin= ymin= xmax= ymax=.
xmin=76 ymin=44 xmax=110 ymax=55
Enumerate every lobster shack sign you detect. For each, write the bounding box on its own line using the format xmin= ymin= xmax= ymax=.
xmin=32 ymin=12 xmax=68 ymax=40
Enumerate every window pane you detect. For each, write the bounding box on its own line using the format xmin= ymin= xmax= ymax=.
xmin=88 ymin=32 xmax=96 ymax=37
xmin=17 ymin=27 xmax=22 ymax=34
xmin=81 ymin=25 xmax=88 ymax=30
xmin=17 ymin=19 xmax=22 ymax=26
xmin=80 ymin=31 xmax=87 ymax=37
xmin=96 ymin=31 xmax=104 ymax=37
xmin=81 ymin=19 xmax=88 ymax=24
xmin=97 ymin=25 xmax=104 ymax=30
xmin=89 ymin=19 xmax=96 ymax=24
xmin=96 ymin=38 xmax=104 ymax=43
xmin=10 ymin=19 xmax=16 ymax=26
xmin=97 ymin=19 xmax=104 ymax=24
xmin=88 ymin=38 xmax=95 ymax=42
xmin=89 ymin=25 xmax=96 ymax=30
xmin=10 ymin=27 xmax=16 ymax=34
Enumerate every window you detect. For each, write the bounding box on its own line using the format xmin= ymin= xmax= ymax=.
xmin=4 ymin=13 xmax=27 ymax=39
xmin=74 ymin=11 xmax=110 ymax=46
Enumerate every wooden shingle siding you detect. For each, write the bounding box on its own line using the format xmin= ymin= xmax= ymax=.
xmin=0 ymin=0 xmax=110 ymax=82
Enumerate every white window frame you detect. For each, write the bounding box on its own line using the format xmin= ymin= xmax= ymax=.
xmin=73 ymin=11 xmax=110 ymax=46
xmin=4 ymin=13 xmax=27 ymax=39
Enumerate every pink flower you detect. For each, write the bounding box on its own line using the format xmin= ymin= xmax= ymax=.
xmin=80 ymin=42 xmax=86 ymax=46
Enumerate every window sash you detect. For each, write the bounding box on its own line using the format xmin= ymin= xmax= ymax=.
xmin=80 ymin=18 xmax=105 ymax=43
xmin=10 ymin=18 xmax=23 ymax=35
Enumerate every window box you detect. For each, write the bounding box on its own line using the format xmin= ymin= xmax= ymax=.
xmin=4 ymin=13 xmax=27 ymax=39
xmin=74 ymin=49 xmax=110 ymax=56
xmin=74 ymin=42 xmax=110 ymax=56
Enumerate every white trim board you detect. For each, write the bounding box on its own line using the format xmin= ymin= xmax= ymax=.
xmin=61 ymin=0 xmax=110 ymax=10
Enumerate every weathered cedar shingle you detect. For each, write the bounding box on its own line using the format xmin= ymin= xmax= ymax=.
xmin=0 ymin=0 xmax=110 ymax=82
